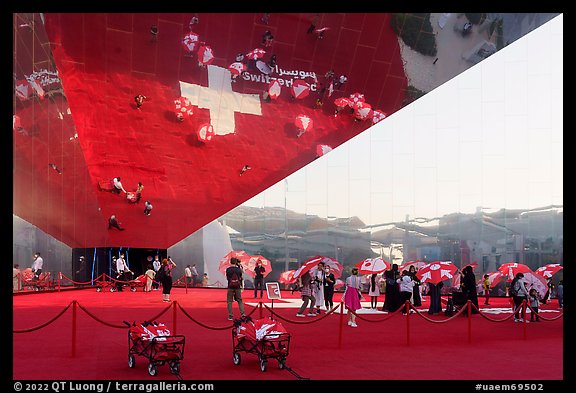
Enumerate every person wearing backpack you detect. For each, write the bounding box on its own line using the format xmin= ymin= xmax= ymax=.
xmin=511 ymin=273 xmax=530 ymax=322
xmin=226 ymin=257 xmax=246 ymax=321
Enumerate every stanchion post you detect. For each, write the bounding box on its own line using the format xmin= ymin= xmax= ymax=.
xmin=58 ymin=272 xmax=61 ymax=292
xmin=71 ymin=300 xmax=77 ymax=357
xmin=406 ymin=301 xmax=410 ymax=346
xmin=338 ymin=302 xmax=344 ymax=349
xmin=173 ymin=301 xmax=178 ymax=335
xmin=185 ymin=276 xmax=188 ymax=294
xmin=467 ymin=300 xmax=472 ymax=344
xmin=523 ymin=300 xmax=527 ymax=340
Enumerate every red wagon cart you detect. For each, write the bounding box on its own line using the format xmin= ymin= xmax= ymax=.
xmin=124 ymin=321 xmax=185 ymax=378
xmin=232 ymin=316 xmax=290 ymax=372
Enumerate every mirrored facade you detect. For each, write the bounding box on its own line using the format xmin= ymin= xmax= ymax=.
xmin=13 ymin=13 xmax=562 ymax=288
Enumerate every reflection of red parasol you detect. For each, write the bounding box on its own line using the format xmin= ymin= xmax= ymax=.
xmin=534 ymin=263 xmax=563 ymax=279
xmin=348 ymin=92 xmax=365 ymax=107
xmin=242 ymin=255 xmax=272 ymax=278
xmin=416 ymin=261 xmax=458 ymax=284
xmin=353 ymin=101 xmax=372 ymax=121
xmin=278 ymin=270 xmax=296 ymax=284
xmin=355 ymin=257 xmax=391 ymax=275
xmin=268 ymin=79 xmax=282 ymax=100
xmin=228 ymin=61 xmax=247 ymax=76
xmin=334 ymin=97 xmax=352 ymax=108
xmin=294 ymin=114 xmax=313 ymax=133
xmin=174 ymin=96 xmax=194 ymax=121
xmin=197 ymin=45 xmax=215 ymax=65
xmin=372 ymin=109 xmax=387 ymax=124
xmin=316 ymin=144 xmax=333 ymax=157
xmin=196 ymin=123 xmax=215 ymax=142
xmin=293 ymin=256 xmax=344 ymax=280
xmin=182 ymin=31 xmax=200 ymax=53
xmin=290 ymin=79 xmax=310 ymax=100
xmin=246 ymin=48 xmax=266 ymax=60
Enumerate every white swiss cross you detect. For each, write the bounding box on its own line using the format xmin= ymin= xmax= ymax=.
xmin=179 ymin=65 xmax=262 ymax=136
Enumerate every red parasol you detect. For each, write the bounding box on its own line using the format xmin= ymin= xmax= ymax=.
xmin=522 ymin=272 xmax=548 ymax=299
xmin=242 ymin=255 xmax=272 ymax=278
xmin=293 ymin=255 xmax=344 ymax=280
xmin=218 ymin=250 xmax=249 ymax=275
xmin=399 ymin=260 xmax=427 ymax=272
xmin=498 ymin=262 xmax=532 ymax=281
xmin=228 ymin=61 xmax=247 ymax=76
xmin=476 ymin=271 xmax=505 ymax=288
xmin=534 ymin=263 xmax=563 ymax=279
xmin=355 ymin=257 xmax=391 ymax=275
xmin=278 ymin=270 xmax=296 ymax=284
xmin=416 ymin=261 xmax=458 ymax=284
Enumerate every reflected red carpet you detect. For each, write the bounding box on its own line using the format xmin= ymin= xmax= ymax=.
xmin=13 ymin=288 xmax=563 ymax=381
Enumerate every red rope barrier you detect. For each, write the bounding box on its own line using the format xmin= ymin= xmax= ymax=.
xmin=350 ymin=303 xmax=406 ymax=322
xmin=261 ymin=303 xmax=341 ymax=325
xmin=75 ymin=302 xmax=128 ymax=329
xmin=176 ymin=302 xmax=231 ymax=331
xmin=59 ymin=272 xmax=106 ymax=286
xmin=13 ymin=302 xmax=73 ymax=333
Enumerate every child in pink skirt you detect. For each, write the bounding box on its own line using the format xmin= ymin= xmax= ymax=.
xmin=343 ymin=267 xmax=362 ymax=327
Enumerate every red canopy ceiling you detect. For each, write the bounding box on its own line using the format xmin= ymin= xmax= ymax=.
xmin=13 ymin=13 xmax=407 ymax=248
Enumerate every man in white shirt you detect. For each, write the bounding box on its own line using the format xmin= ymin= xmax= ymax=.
xmin=152 ymin=255 xmax=161 ymax=290
xmin=115 ymin=253 xmax=130 ymax=291
xmin=184 ymin=265 xmax=193 ymax=286
xmin=397 ymin=270 xmax=414 ymax=314
xmin=112 ymin=177 xmax=127 ymax=194
xmin=32 ymin=252 xmax=44 ymax=280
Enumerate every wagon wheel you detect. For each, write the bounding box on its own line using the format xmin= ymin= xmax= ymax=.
xmin=128 ymin=355 xmax=136 ymax=368
xmin=278 ymin=358 xmax=286 ymax=370
xmin=130 ymin=287 xmax=137 ymax=292
xmin=148 ymin=363 xmax=158 ymax=376
xmin=259 ymin=357 xmax=268 ymax=372
xmin=96 ymin=287 xmax=102 ymax=292
xmin=169 ymin=361 xmax=180 ymax=375
xmin=232 ymin=352 xmax=241 ymax=365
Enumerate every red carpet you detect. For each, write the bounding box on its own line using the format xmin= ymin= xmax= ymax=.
xmin=13 ymin=288 xmax=563 ymax=381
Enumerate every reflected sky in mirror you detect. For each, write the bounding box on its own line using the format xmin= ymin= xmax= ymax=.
xmin=243 ymin=14 xmax=562 ymax=225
